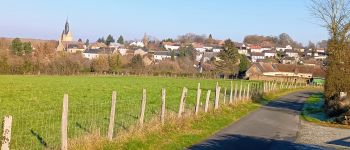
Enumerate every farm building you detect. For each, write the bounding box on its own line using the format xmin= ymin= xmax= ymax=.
xmin=245 ymin=62 xmax=326 ymax=83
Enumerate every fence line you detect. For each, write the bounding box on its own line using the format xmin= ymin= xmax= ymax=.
xmin=1 ymin=80 xmax=321 ymax=149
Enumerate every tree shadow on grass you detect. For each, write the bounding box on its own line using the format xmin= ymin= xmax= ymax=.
xmin=30 ymin=129 xmax=47 ymax=148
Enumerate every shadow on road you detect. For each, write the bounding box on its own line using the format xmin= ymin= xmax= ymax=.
xmin=187 ymin=134 xmax=326 ymax=150
xmin=327 ymin=136 xmax=350 ymax=148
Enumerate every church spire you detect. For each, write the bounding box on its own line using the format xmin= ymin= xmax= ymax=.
xmin=64 ymin=17 xmax=70 ymax=34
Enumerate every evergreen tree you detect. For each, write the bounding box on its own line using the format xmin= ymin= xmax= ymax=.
xmin=11 ymin=38 xmax=23 ymax=56
xmin=105 ymin=34 xmax=115 ymax=46
xmin=239 ymin=54 xmax=251 ymax=73
xmin=217 ymin=39 xmax=240 ymax=75
xmin=85 ymin=39 xmax=90 ymax=46
xmin=117 ymin=35 xmax=124 ymax=44
xmin=23 ymin=42 xmax=33 ymax=54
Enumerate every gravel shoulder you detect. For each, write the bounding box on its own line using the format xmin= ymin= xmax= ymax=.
xmin=296 ymin=120 xmax=350 ymax=150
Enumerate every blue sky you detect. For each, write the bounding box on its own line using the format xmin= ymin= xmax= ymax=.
xmin=0 ymin=0 xmax=328 ymax=45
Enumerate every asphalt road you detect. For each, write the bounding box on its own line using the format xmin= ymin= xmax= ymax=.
xmin=188 ymin=90 xmax=327 ymax=150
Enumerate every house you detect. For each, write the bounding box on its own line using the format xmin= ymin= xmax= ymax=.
xmin=281 ymin=57 xmax=296 ymax=64
xmin=116 ymin=46 xmax=128 ymax=56
xmin=83 ymin=48 xmax=114 ymax=59
xmin=250 ymin=45 xmax=263 ymax=53
xmin=245 ymin=62 xmax=326 ymax=83
xmin=57 ymin=41 xmax=86 ymax=53
xmin=192 ymin=43 xmax=206 ymax=52
xmin=134 ymin=49 xmax=148 ymax=56
xmin=285 ymin=49 xmax=299 ymax=58
xmin=263 ymin=50 xmax=276 ymax=58
xmin=130 ymin=41 xmax=145 ymax=47
xmin=164 ymin=45 xmax=180 ymax=51
xmin=261 ymin=46 xmax=272 ymax=51
xmin=212 ymin=47 xmax=223 ymax=53
xmin=251 ymin=52 xmax=265 ymax=62
xmin=304 ymin=50 xmax=313 ymax=56
xmin=196 ymin=52 xmax=219 ymax=62
xmin=301 ymin=58 xmax=318 ymax=66
xmin=109 ymin=42 xmax=123 ymax=48
xmin=90 ymin=42 xmax=107 ymax=49
xmin=276 ymin=45 xmax=293 ymax=52
xmin=236 ymin=43 xmax=248 ymax=56
xmin=162 ymin=42 xmax=180 ymax=51
xmin=153 ymin=51 xmax=173 ymax=61
xmin=66 ymin=43 xmax=86 ymax=53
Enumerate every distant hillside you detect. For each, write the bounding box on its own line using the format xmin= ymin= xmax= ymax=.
xmin=0 ymin=37 xmax=58 ymax=50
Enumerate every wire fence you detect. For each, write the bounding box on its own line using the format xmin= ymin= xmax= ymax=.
xmin=0 ymin=81 xmax=319 ymax=150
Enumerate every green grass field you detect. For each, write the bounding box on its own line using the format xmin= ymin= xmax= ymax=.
xmin=0 ymin=75 xmax=258 ymax=149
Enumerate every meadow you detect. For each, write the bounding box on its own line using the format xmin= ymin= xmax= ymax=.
xmin=0 ymin=75 xmax=257 ymax=149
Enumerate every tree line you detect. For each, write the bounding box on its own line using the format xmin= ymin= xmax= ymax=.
xmin=0 ymin=37 xmax=249 ymax=77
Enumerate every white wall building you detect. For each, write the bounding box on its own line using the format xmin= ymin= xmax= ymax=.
xmin=276 ymin=45 xmax=293 ymax=52
xmin=130 ymin=41 xmax=145 ymax=47
xmin=164 ymin=45 xmax=180 ymax=51
xmin=251 ymin=53 xmax=265 ymax=62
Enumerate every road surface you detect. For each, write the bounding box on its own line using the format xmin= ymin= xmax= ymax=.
xmin=188 ymin=90 xmax=328 ymax=150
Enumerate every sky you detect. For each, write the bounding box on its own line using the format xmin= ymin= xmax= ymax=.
xmin=0 ymin=0 xmax=329 ymax=45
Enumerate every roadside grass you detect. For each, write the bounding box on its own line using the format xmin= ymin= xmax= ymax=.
xmin=301 ymin=92 xmax=350 ymax=129
xmin=69 ymin=87 xmax=315 ymax=150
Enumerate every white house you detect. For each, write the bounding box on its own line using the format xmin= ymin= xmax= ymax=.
xmin=276 ymin=45 xmax=293 ymax=52
xmin=83 ymin=48 xmax=114 ymax=60
xmin=83 ymin=49 xmax=101 ymax=59
xmin=134 ymin=49 xmax=148 ymax=56
xmin=251 ymin=52 xmax=265 ymax=62
xmin=250 ymin=45 xmax=263 ymax=53
xmin=213 ymin=48 xmax=223 ymax=53
xmin=195 ymin=47 xmax=207 ymax=53
xmin=263 ymin=50 xmax=276 ymax=58
xmin=130 ymin=41 xmax=145 ymax=47
xmin=164 ymin=45 xmax=180 ymax=51
xmin=285 ymin=49 xmax=299 ymax=58
xmin=261 ymin=46 xmax=272 ymax=51
xmin=154 ymin=51 xmax=173 ymax=61
xmin=116 ymin=47 xmax=128 ymax=56
xmin=196 ymin=52 xmax=219 ymax=62
xmin=109 ymin=42 xmax=122 ymax=48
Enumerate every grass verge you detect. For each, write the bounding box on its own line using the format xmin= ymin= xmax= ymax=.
xmin=70 ymin=88 xmax=313 ymax=150
xmin=301 ymin=92 xmax=350 ymax=129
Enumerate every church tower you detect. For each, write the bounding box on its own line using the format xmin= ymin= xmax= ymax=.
xmin=60 ymin=19 xmax=73 ymax=42
xmin=57 ymin=19 xmax=74 ymax=51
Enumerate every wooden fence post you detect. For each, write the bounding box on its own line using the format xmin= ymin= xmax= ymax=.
xmin=107 ymin=91 xmax=117 ymax=141
xmin=239 ymin=82 xmax=243 ymax=101
xmin=140 ymin=89 xmax=147 ymax=127
xmin=195 ymin=86 xmax=202 ymax=115
xmin=246 ymin=84 xmax=250 ymax=100
xmin=223 ymin=88 xmax=227 ymax=104
xmin=178 ymin=87 xmax=188 ymax=118
xmin=1 ymin=116 xmax=12 ymax=150
xmin=243 ymin=86 xmax=246 ymax=101
xmin=205 ymin=90 xmax=211 ymax=113
xmin=229 ymin=81 xmax=233 ymax=104
xmin=214 ymin=87 xmax=221 ymax=109
xmin=234 ymin=83 xmax=238 ymax=104
xmin=61 ymin=94 xmax=68 ymax=150
xmin=161 ymin=88 xmax=166 ymax=126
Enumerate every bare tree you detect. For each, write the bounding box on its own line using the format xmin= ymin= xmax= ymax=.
xmin=310 ymin=0 xmax=350 ymax=118
xmin=310 ymin=0 xmax=350 ymax=39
